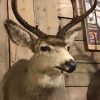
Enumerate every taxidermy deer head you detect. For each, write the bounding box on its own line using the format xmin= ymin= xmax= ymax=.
xmin=5 ymin=0 xmax=97 ymax=73
xmin=3 ymin=0 xmax=97 ymax=100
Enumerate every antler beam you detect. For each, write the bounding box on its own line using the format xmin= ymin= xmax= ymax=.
xmin=57 ymin=0 xmax=97 ymax=38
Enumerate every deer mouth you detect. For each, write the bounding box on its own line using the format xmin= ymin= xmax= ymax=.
xmin=55 ymin=60 xmax=76 ymax=73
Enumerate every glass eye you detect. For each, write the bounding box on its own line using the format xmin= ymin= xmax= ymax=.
xmin=40 ymin=46 xmax=51 ymax=52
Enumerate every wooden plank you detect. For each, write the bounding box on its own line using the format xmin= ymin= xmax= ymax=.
xmin=0 ymin=0 xmax=9 ymax=99
xmin=57 ymin=0 xmax=73 ymax=17
xmin=65 ymin=87 xmax=88 ymax=100
xmin=57 ymin=0 xmax=82 ymax=17
xmin=0 ymin=0 xmax=9 ymax=81
xmin=65 ymin=63 xmax=100 ymax=86
xmin=33 ymin=0 xmax=59 ymax=35
xmin=8 ymin=0 xmax=34 ymax=65
xmin=70 ymin=41 xmax=100 ymax=63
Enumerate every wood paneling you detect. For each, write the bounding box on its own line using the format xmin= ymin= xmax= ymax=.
xmin=0 ymin=0 xmax=9 ymax=81
xmin=65 ymin=63 xmax=100 ymax=86
xmin=65 ymin=87 xmax=88 ymax=100
xmin=0 ymin=0 xmax=9 ymax=99
xmin=33 ymin=0 xmax=59 ymax=35
xmin=57 ymin=0 xmax=82 ymax=17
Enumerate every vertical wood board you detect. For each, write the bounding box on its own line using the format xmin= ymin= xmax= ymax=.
xmin=0 ymin=0 xmax=9 ymax=99
xmin=65 ymin=87 xmax=88 ymax=100
xmin=57 ymin=0 xmax=82 ymax=17
xmin=33 ymin=0 xmax=59 ymax=35
xmin=0 ymin=0 xmax=9 ymax=81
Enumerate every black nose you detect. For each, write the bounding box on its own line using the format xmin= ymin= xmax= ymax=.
xmin=65 ymin=59 xmax=76 ymax=73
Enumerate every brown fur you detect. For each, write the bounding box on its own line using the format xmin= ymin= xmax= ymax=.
xmin=3 ymin=59 xmax=65 ymax=100
xmin=3 ymin=20 xmax=79 ymax=100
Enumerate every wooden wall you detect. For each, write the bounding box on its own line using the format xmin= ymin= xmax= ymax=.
xmin=0 ymin=0 xmax=100 ymax=100
xmin=0 ymin=0 xmax=9 ymax=83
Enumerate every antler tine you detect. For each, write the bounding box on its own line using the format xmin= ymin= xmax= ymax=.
xmin=57 ymin=0 xmax=97 ymax=38
xmin=11 ymin=0 xmax=48 ymax=39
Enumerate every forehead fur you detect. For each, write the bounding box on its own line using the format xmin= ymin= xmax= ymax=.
xmin=41 ymin=36 xmax=66 ymax=47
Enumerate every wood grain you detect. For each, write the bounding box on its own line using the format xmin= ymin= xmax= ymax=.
xmin=33 ymin=0 xmax=59 ymax=35
xmin=65 ymin=63 xmax=100 ymax=86
xmin=0 ymin=0 xmax=9 ymax=99
xmin=65 ymin=87 xmax=88 ymax=100
xmin=0 ymin=0 xmax=9 ymax=81
xmin=57 ymin=0 xmax=82 ymax=17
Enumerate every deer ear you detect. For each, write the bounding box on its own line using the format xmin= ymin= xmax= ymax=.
xmin=4 ymin=20 xmax=37 ymax=51
xmin=65 ymin=27 xmax=81 ymax=46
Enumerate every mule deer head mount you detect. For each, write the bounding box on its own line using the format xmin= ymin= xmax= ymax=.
xmin=4 ymin=0 xmax=97 ymax=73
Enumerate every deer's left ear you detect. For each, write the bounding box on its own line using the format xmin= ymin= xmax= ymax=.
xmin=4 ymin=20 xmax=37 ymax=51
xmin=64 ymin=27 xmax=81 ymax=46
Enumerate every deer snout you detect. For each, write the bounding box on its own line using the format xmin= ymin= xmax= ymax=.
xmin=56 ymin=59 xmax=76 ymax=73
xmin=65 ymin=59 xmax=76 ymax=73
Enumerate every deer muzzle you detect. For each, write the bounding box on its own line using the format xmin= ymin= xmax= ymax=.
xmin=65 ymin=59 xmax=76 ymax=73
xmin=56 ymin=59 xmax=76 ymax=73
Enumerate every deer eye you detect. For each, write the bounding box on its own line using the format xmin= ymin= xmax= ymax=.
xmin=40 ymin=46 xmax=51 ymax=52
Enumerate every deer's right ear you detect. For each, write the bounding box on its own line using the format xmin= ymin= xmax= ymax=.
xmin=4 ymin=20 xmax=37 ymax=51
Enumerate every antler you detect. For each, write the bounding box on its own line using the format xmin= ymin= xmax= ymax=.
xmin=11 ymin=0 xmax=48 ymax=38
xmin=57 ymin=0 xmax=97 ymax=38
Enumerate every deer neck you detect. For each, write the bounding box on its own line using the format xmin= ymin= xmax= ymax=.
xmin=26 ymin=53 xmax=65 ymax=88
